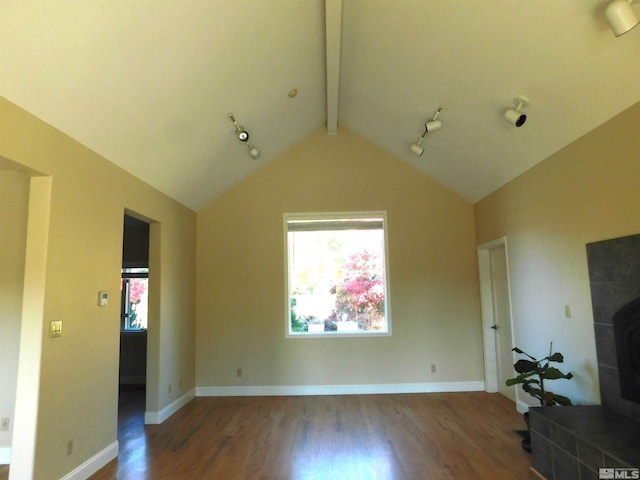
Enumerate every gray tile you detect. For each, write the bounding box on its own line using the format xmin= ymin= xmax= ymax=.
xmin=587 ymin=242 xmax=618 ymax=283
xmin=579 ymin=462 xmax=599 ymax=480
xmin=599 ymin=366 xmax=625 ymax=413
xmin=530 ymin=409 xmax=550 ymax=438
xmin=576 ymin=438 xmax=604 ymax=471
xmin=552 ymin=444 xmax=580 ymax=480
xmin=594 ymin=323 xmax=617 ymax=368
xmin=531 ymin=431 xmax=553 ymax=480
xmin=550 ymin=422 xmax=576 ymax=457
xmin=604 ymin=452 xmax=628 ymax=468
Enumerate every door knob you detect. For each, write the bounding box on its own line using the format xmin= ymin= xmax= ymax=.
xmin=491 ymin=325 xmax=497 ymax=330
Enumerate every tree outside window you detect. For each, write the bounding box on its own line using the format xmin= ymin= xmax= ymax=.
xmin=285 ymin=212 xmax=391 ymax=337
xmin=121 ymin=268 xmax=148 ymax=331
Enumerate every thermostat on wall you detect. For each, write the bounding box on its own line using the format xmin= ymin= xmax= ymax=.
xmin=98 ymin=291 xmax=109 ymax=306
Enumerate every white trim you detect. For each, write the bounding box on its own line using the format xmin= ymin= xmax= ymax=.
xmin=516 ymin=398 xmax=531 ymax=414
xmin=283 ymin=210 xmax=392 ymax=339
xmin=60 ymin=441 xmax=118 ymax=480
xmin=0 ymin=447 xmax=10 ymax=464
xmin=477 ymin=246 xmax=498 ymax=392
xmin=144 ymin=388 xmax=195 ymax=425
xmin=196 ymin=381 xmax=485 ymax=397
xmin=477 ymin=237 xmax=517 ymax=403
xmin=11 ymin=177 xmax=51 ymax=480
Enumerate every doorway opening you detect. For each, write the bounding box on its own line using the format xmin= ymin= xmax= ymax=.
xmin=478 ymin=237 xmax=518 ymax=407
xmin=5 ymin=170 xmax=51 ymax=480
xmin=119 ymin=214 xmax=150 ymax=432
xmin=0 ymin=165 xmax=31 ymax=478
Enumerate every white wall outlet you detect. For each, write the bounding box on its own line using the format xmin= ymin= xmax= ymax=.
xmin=431 ymin=364 xmax=437 ymax=374
xmin=0 ymin=417 xmax=9 ymax=431
xmin=67 ymin=439 xmax=74 ymax=456
xmin=236 ymin=368 xmax=243 ymax=377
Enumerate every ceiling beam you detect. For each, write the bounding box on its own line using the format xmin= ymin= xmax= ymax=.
xmin=325 ymin=0 xmax=342 ymax=135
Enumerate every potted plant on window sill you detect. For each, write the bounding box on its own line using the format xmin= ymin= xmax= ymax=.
xmin=505 ymin=343 xmax=573 ymax=451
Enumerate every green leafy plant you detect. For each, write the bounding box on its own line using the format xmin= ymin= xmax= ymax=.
xmin=506 ymin=343 xmax=573 ymax=406
xmin=290 ymin=298 xmax=307 ymax=332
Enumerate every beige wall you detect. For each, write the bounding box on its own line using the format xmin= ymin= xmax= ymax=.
xmin=196 ymin=127 xmax=483 ymax=388
xmin=0 ymin=169 xmax=30 ymax=455
xmin=0 ymin=97 xmax=196 ymax=479
xmin=474 ymin=101 xmax=640 ymax=407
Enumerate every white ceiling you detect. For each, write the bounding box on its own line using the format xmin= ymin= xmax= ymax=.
xmin=2 ymin=0 xmax=640 ymax=211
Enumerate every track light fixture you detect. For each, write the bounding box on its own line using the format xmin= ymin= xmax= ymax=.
xmin=410 ymin=106 xmax=443 ymax=157
xmin=606 ymin=0 xmax=639 ymax=36
xmin=504 ymin=96 xmax=528 ymax=127
xmin=228 ymin=113 xmax=260 ymax=159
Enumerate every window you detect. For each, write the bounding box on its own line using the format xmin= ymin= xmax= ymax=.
xmin=121 ymin=267 xmax=149 ymax=331
xmin=285 ymin=211 xmax=391 ymax=337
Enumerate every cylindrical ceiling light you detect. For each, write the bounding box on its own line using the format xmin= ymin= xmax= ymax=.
xmin=410 ymin=107 xmax=443 ymax=157
xmin=606 ymin=0 xmax=639 ymax=36
xmin=228 ymin=113 xmax=260 ymax=159
xmin=504 ymin=96 xmax=528 ymax=127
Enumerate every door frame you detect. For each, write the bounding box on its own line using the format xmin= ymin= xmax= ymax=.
xmin=11 ymin=175 xmax=51 ymax=479
xmin=122 ymin=210 xmax=158 ymax=424
xmin=477 ymin=236 xmax=516 ymax=398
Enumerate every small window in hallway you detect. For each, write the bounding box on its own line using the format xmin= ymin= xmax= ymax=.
xmin=121 ymin=267 xmax=149 ymax=331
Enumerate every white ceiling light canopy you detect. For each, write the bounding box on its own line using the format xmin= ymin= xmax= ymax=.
xmin=410 ymin=106 xmax=443 ymax=157
xmin=228 ymin=113 xmax=260 ymax=159
xmin=606 ymin=0 xmax=639 ymax=36
xmin=504 ymin=96 xmax=528 ymax=127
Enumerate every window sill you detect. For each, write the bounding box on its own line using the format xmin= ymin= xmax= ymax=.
xmin=120 ymin=329 xmax=147 ymax=336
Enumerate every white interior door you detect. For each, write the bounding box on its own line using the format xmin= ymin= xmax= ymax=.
xmin=489 ymin=246 xmax=515 ymax=401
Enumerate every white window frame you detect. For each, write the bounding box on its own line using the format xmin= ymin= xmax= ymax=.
xmin=284 ymin=211 xmax=392 ymax=338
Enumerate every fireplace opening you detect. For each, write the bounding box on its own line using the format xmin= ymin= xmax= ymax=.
xmin=613 ymin=297 xmax=640 ymax=405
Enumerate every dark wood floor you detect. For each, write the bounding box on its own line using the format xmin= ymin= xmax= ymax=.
xmin=3 ymin=390 xmax=537 ymax=480
xmin=92 ymin=390 xmax=535 ymax=480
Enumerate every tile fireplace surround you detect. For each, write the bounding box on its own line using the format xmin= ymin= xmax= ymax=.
xmin=529 ymin=233 xmax=640 ymax=480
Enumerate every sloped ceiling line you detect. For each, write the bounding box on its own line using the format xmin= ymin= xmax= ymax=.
xmin=325 ymin=0 xmax=342 ymax=135
xmin=2 ymin=1 xmax=640 ymax=211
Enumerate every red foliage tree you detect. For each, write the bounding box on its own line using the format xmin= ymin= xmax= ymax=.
xmin=331 ymin=250 xmax=384 ymax=324
xmin=129 ymin=279 xmax=146 ymax=304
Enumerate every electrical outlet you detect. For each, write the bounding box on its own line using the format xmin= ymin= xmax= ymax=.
xmin=431 ymin=364 xmax=437 ymax=374
xmin=67 ymin=439 xmax=74 ymax=456
xmin=236 ymin=368 xmax=243 ymax=378
xmin=0 ymin=417 xmax=9 ymax=431
xmin=168 ymin=384 xmax=172 ymax=394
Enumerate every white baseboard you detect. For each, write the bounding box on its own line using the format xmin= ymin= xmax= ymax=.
xmin=196 ymin=381 xmax=485 ymax=397
xmin=60 ymin=441 xmax=118 ymax=480
xmin=144 ymin=388 xmax=195 ymax=425
xmin=0 ymin=447 xmax=10 ymax=464
xmin=516 ymin=398 xmax=532 ymax=414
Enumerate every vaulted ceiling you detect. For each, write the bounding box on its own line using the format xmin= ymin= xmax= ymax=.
xmin=2 ymin=1 xmax=640 ymax=211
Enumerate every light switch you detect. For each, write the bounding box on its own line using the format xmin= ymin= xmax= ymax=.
xmin=98 ymin=291 xmax=108 ymax=306
xmin=565 ymin=305 xmax=572 ymax=318
xmin=49 ymin=320 xmax=62 ymax=338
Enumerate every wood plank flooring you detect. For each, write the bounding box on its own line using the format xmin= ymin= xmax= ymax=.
xmin=0 ymin=390 xmax=536 ymax=479
xmin=86 ymin=390 xmax=536 ymax=480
